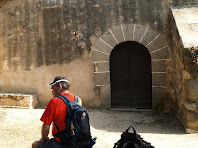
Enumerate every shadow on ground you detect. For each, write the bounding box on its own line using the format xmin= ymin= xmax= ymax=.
xmin=88 ymin=109 xmax=185 ymax=135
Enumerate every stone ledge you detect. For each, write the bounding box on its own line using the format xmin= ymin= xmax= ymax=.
xmin=183 ymin=109 xmax=198 ymax=133
xmin=0 ymin=93 xmax=38 ymax=109
xmin=184 ymin=102 xmax=197 ymax=111
xmin=185 ymin=121 xmax=198 ymax=134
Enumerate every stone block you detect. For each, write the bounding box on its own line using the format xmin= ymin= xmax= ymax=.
xmin=94 ymin=39 xmax=113 ymax=54
xmin=152 ymin=60 xmax=166 ymax=72
xmin=0 ymin=93 xmax=38 ymax=108
xmin=122 ymin=23 xmax=135 ymax=42
xmin=152 ymin=73 xmax=167 ymax=86
xmin=152 ymin=87 xmax=164 ymax=108
xmin=186 ymin=121 xmax=198 ymax=130
xmin=150 ymin=46 xmax=169 ymax=59
xmin=94 ymin=73 xmax=110 ymax=85
xmin=183 ymin=70 xmax=191 ymax=80
xmin=185 ymin=79 xmax=198 ymax=102
xmin=185 ymin=125 xmax=198 ymax=133
xmin=146 ymin=35 xmax=167 ymax=52
xmin=100 ymin=86 xmax=111 ymax=109
xmin=100 ymin=30 xmax=118 ymax=49
xmin=94 ymin=86 xmax=101 ymax=96
xmin=184 ymin=102 xmax=197 ymax=111
xmin=94 ymin=62 xmax=109 ymax=72
xmin=141 ymin=28 xmax=160 ymax=47
xmin=92 ymin=50 xmax=110 ymax=62
xmin=184 ymin=110 xmax=198 ymax=132
xmin=185 ymin=110 xmax=198 ymax=123
xmin=110 ymin=25 xmax=125 ymax=43
xmin=133 ymin=24 xmax=148 ymax=43
xmin=5 ymin=98 xmax=17 ymax=106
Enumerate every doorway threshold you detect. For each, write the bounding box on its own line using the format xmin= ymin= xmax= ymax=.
xmin=110 ymin=108 xmax=153 ymax=112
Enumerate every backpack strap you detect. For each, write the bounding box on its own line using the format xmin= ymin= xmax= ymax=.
xmin=57 ymin=94 xmax=71 ymax=104
xmin=54 ymin=95 xmax=72 ymax=135
xmin=53 ymin=121 xmax=60 ymax=131
xmin=57 ymin=94 xmax=79 ymax=103
xmin=74 ymin=95 xmax=79 ymax=102
xmin=54 ymin=94 xmax=81 ymax=133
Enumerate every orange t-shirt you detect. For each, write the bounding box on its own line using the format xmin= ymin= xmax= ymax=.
xmin=40 ymin=92 xmax=75 ymax=142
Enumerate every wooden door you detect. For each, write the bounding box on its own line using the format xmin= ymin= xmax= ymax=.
xmin=110 ymin=41 xmax=152 ymax=109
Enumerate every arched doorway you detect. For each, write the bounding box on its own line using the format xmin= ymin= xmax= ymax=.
xmin=110 ymin=41 xmax=152 ymax=109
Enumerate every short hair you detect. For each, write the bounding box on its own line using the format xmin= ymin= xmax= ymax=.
xmin=56 ymin=81 xmax=70 ymax=91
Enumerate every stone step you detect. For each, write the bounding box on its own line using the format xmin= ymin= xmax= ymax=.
xmin=0 ymin=93 xmax=38 ymax=109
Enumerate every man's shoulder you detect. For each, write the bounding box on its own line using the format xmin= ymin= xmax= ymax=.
xmin=48 ymin=96 xmax=60 ymax=104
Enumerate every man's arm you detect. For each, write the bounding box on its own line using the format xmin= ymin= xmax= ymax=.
xmin=41 ymin=123 xmax=50 ymax=141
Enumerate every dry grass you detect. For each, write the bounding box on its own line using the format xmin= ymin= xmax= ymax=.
xmin=0 ymin=108 xmax=198 ymax=148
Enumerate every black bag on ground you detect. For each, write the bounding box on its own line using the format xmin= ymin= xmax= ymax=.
xmin=53 ymin=95 xmax=92 ymax=146
xmin=113 ymin=126 xmax=154 ymax=148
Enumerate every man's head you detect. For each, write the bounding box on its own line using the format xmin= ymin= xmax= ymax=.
xmin=49 ymin=76 xmax=70 ymax=96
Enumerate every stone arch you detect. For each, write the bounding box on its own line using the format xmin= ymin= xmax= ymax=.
xmin=92 ymin=23 xmax=169 ymax=109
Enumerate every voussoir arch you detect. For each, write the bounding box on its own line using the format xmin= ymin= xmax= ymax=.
xmin=92 ymin=23 xmax=170 ymax=109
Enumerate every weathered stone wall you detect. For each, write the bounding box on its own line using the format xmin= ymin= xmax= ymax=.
xmin=0 ymin=0 xmax=166 ymax=108
xmin=0 ymin=0 xmax=101 ymax=107
xmin=0 ymin=0 xmax=198 ymax=115
xmin=165 ymin=7 xmax=198 ymax=133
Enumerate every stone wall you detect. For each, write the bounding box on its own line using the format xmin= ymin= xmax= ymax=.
xmin=0 ymin=0 xmax=100 ymax=107
xmin=0 ymin=0 xmax=197 ymax=122
xmin=0 ymin=0 xmax=171 ymax=107
xmin=165 ymin=7 xmax=198 ymax=133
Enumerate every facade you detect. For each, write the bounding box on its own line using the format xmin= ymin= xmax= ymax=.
xmin=0 ymin=0 xmax=198 ymax=132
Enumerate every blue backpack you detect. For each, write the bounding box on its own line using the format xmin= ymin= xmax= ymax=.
xmin=54 ymin=95 xmax=91 ymax=146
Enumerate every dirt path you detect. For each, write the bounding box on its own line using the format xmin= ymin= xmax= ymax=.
xmin=0 ymin=108 xmax=197 ymax=148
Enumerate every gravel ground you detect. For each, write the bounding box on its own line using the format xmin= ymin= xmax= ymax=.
xmin=0 ymin=108 xmax=197 ymax=148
